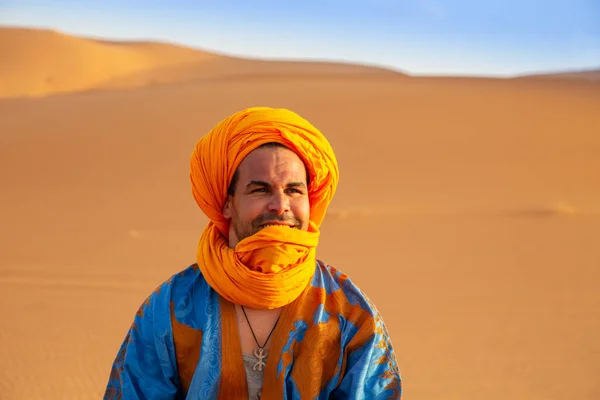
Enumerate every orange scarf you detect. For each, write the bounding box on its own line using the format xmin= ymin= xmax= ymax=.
xmin=190 ymin=107 xmax=338 ymax=309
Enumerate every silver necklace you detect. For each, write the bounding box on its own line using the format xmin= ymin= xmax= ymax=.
xmin=241 ymin=306 xmax=281 ymax=372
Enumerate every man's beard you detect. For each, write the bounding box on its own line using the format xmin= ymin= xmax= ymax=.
xmin=232 ymin=212 xmax=303 ymax=243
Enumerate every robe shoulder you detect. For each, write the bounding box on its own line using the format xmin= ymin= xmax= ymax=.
xmin=314 ymin=259 xmax=386 ymax=317
xmin=311 ymin=260 xmax=403 ymax=399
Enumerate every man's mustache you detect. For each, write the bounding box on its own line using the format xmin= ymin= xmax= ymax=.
xmin=253 ymin=214 xmax=301 ymax=227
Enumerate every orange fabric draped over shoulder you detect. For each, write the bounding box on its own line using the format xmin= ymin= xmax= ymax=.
xmin=190 ymin=107 xmax=339 ymax=309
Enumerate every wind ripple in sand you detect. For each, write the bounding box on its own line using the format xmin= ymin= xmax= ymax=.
xmin=0 ymin=266 xmax=154 ymax=292
xmin=0 ymin=275 xmax=151 ymax=291
xmin=325 ymin=202 xmax=589 ymax=220
xmin=507 ymin=202 xmax=581 ymax=218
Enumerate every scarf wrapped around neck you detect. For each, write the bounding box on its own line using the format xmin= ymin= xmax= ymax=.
xmin=190 ymin=107 xmax=339 ymax=309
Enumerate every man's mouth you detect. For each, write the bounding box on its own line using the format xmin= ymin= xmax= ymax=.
xmin=261 ymin=222 xmax=294 ymax=228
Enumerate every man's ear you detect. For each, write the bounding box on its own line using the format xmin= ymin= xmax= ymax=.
xmin=222 ymin=195 xmax=233 ymax=219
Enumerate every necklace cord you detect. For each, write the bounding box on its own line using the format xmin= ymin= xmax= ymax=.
xmin=241 ymin=306 xmax=281 ymax=349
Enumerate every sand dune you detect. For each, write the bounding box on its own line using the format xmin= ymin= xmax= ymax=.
xmin=0 ymin=26 xmax=403 ymax=99
xmin=0 ymin=26 xmax=221 ymax=98
xmin=517 ymin=67 xmax=600 ymax=81
xmin=1 ymin=27 xmax=600 ymax=400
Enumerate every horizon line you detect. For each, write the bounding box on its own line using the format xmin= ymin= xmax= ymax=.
xmin=2 ymin=23 xmax=599 ymax=80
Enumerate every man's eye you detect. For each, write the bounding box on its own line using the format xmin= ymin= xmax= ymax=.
xmin=251 ymin=188 xmax=267 ymax=193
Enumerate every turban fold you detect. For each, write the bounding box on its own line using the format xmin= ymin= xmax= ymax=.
xmin=190 ymin=107 xmax=339 ymax=309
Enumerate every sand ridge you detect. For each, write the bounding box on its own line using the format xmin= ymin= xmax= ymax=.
xmin=0 ymin=26 xmax=225 ymax=98
xmin=0 ymin=26 xmax=404 ymax=99
xmin=1 ymin=26 xmax=600 ymax=400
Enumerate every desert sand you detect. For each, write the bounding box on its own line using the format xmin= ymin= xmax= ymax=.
xmin=1 ymin=26 xmax=599 ymax=400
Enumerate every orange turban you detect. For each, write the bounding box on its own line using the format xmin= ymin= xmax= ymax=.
xmin=190 ymin=107 xmax=339 ymax=309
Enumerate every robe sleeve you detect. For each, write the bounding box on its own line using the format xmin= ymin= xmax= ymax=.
xmin=333 ymin=311 xmax=403 ymax=399
xmin=103 ymin=283 xmax=181 ymax=400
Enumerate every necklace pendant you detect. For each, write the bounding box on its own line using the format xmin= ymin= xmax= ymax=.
xmin=253 ymin=347 xmax=268 ymax=371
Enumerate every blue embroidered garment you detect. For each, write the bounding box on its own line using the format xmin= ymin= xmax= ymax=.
xmin=104 ymin=261 xmax=402 ymax=399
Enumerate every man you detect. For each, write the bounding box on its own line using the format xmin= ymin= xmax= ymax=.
xmin=104 ymin=107 xmax=402 ymax=399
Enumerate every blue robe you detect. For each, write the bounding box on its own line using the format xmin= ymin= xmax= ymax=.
xmin=104 ymin=261 xmax=402 ymax=399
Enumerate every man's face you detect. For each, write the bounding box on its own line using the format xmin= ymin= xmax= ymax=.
xmin=223 ymin=145 xmax=310 ymax=248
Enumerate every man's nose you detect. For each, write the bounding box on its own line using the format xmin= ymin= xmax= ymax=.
xmin=267 ymin=190 xmax=290 ymax=214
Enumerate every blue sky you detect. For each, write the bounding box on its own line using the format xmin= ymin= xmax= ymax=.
xmin=1 ymin=0 xmax=599 ymax=76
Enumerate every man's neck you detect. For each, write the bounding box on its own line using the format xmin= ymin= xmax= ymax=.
xmin=234 ymin=304 xmax=284 ymax=355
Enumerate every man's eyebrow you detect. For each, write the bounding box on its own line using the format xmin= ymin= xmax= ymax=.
xmin=246 ymin=180 xmax=270 ymax=189
xmin=287 ymin=182 xmax=307 ymax=188
xmin=245 ymin=181 xmax=307 ymax=189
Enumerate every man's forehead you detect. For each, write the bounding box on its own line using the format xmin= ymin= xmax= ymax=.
xmin=240 ymin=164 xmax=307 ymax=182
xmin=238 ymin=146 xmax=307 ymax=173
